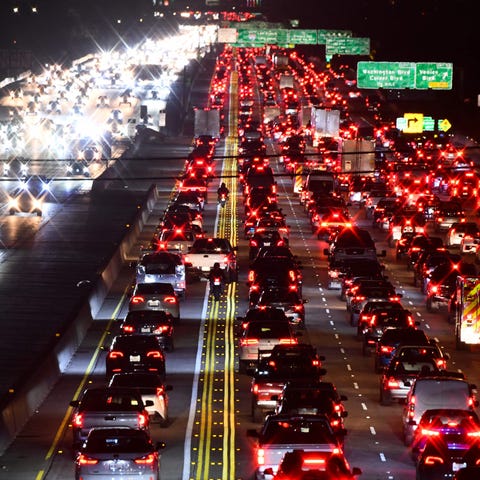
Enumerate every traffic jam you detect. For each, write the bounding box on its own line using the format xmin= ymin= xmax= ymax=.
xmin=6 ymin=37 xmax=480 ymax=479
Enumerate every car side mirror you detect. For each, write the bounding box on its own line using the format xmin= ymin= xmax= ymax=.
xmin=404 ymin=381 xmax=411 ymax=387
xmin=70 ymin=400 xmax=80 ymax=408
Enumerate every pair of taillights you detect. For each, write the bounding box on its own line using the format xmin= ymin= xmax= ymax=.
xmin=73 ymin=412 xmax=148 ymax=429
xmin=130 ymin=296 xmax=177 ymax=304
xmin=77 ymin=452 xmax=157 ymax=466
xmin=240 ymin=338 xmax=297 ymax=346
xmin=122 ymin=325 xmax=170 ymax=334
xmin=108 ymin=351 xmax=163 ymax=359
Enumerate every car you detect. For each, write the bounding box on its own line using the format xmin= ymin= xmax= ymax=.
xmin=7 ymin=175 xmax=51 ymax=216
xmin=446 ymin=222 xmax=480 ymax=248
xmin=374 ymin=328 xmax=432 ymax=373
xmin=129 ymin=282 xmax=180 ymax=320
xmin=70 ymin=387 xmax=152 ymax=447
xmin=413 ymin=250 xmax=462 ymax=293
xmin=338 ymin=259 xmax=385 ymax=299
xmin=75 ymin=427 xmax=164 ymax=480
xmin=238 ymin=316 xmax=298 ymax=374
xmin=402 ymin=372 xmax=478 ymax=445
xmin=379 ymin=356 xmax=440 ymax=406
xmin=416 ymin=436 xmax=480 ymax=480
xmin=433 ymin=201 xmax=466 ymax=232
xmin=120 ymin=310 xmax=174 ymax=351
xmin=359 ymin=305 xmax=416 ymax=353
xmin=411 ymin=409 xmax=480 ymax=462
xmin=253 ymin=287 xmax=307 ymax=329
xmin=395 ymin=231 xmax=417 ymax=260
xmin=156 ymin=228 xmax=196 ymax=255
xmin=108 ymin=373 xmax=172 ymax=426
xmin=247 ymin=414 xmax=344 ymax=480
xmin=249 ymin=345 xmax=326 ymax=422
xmin=275 ymin=385 xmax=348 ymax=440
xmin=135 ymin=252 xmax=186 ymax=297
xmin=266 ymin=449 xmax=361 ymax=479
xmin=406 ymin=235 xmax=443 ymax=271
xmin=105 ymin=334 xmax=166 ymax=381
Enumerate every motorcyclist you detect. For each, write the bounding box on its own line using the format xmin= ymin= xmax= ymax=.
xmin=217 ymin=182 xmax=229 ymax=200
xmin=208 ymin=262 xmax=227 ymax=299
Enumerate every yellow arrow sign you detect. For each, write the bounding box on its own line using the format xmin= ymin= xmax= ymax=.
xmin=403 ymin=113 xmax=424 ymax=134
xmin=439 ymin=118 xmax=452 ymax=132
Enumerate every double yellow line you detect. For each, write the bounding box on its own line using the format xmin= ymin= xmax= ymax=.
xmin=195 ymin=70 xmax=238 ymax=480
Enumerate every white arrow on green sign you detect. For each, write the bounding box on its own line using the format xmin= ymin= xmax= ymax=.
xmin=415 ymin=63 xmax=453 ymax=90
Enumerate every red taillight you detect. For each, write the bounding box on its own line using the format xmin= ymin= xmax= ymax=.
xmin=354 ymin=295 xmax=366 ymax=302
xmin=430 ymin=285 xmax=439 ymax=294
xmin=241 ymin=338 xmax=259 ymax=346
xmin=381 ymin=346 xmax=393 ymax=354
xmin=156 ymin=386 xmax=165 ymax=397
xmin=387 ymin=378 xmax=400 ymax=388
xmin=147 ymin=351 xmax=162 ymax=358
xmin=122 ymin=325 xmax=134 ymax=333
xmin=134 ymin=453 xmax=156 ymax=465
xmin=131 ymin=296 xmax=145 ymax=304
xmin=436 ymin=359 xmax=446 ymax=369
xmin=421 ymin=428 xmax=440 ymax=437
xmin=250 ymin=239 xmax=258 ymax=247
xmin=73 ymin=413 xmax=83 ymax=428
xmin=257 ymin=448 xmax=265 ymax=466
xmin=108 ymin=351 xmax=124 ymax=359
xmin=138 ymin=412 xmax=148 ymax=428
xmin=425 ymin=456 xmax=444 ymax=465
xmin=248 ymin=270 xmax=255 ymax=282
xmin=279 ymin=338 xmax=298 ymax=345
xmin=77 ymin=454 xmax=98 ymax=465
xmin=164 ymin=296 xmax=177 ymax=304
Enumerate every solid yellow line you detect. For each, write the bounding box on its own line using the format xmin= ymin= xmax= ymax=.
xmin=34 ymin=285 xmax=130 ymax=480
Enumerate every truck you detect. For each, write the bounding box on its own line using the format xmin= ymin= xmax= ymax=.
xmin=263 ymin=105 xmax=281 ymax=125
xmin=449 ymin=275 xmax=480 ymax=349
xmin=278 ymin=73 xmax=294 ymax=90
xmin=272 ymin=52 xmax=289 ymax=71
xmin=194 ymin=107 xmax=221 ymax=139
xmin=340 ymin=138 xmax=375 ymax=174
xmin=310 ymin=107 xmax=340 ymax=147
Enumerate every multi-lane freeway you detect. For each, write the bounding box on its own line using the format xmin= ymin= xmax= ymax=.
xmin=1 ymin=39 xmax=480 ymax=480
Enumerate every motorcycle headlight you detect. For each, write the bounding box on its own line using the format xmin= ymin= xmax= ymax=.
xmin=8 ymin=198 xmax=18 ymax=208
xmin=33 ymin=199 xmax=43 ymax=209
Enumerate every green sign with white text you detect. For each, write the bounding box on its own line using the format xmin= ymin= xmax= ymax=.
xmin=357 ymin=62 xmax=453 ymax=90
xmin=317 ymin=29 xmax=352 ymax=44
xmin=326 ymin=37 xmax=370 ymax=56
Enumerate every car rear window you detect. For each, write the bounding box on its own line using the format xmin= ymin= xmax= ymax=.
xmin=81 ymin=390 xmax=142 ymax=410
xmin=135 ymin=283 xmax=174 ymax=295
xmin=414 ymin=379 xmax=470 ymax=407
xmin=262 ymin=418 xmax=334 ymax=444
xmin=246 ymin=322 xmax=291 ymax=338
xmin=85 ymin=430 xmax=151 ymax=453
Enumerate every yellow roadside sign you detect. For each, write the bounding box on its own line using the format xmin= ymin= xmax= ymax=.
xmin=403 ymin=113 xmax=424 ymax=134
xmin=439 ymin=118 xmax=452 ymax=132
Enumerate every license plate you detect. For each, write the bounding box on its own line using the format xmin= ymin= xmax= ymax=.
xmin=213 ymin=280 xmax=221 ymax=285
xmin=141 ymin=327 xmax=151 ymax=333
xmin=201 ymin=266 xmax=210 ymax=271
xmin=108 ymin=460 xmax=129 ymax=472
xmin=130 ymin=355 xmax=141 ymax=362
xmin=148 ymin=300 xmax=160 ymax=307
xmin=453 ymin=462 xmax=467 ymax=472
xmin=263 ymin=242 xmax=271 ymax=246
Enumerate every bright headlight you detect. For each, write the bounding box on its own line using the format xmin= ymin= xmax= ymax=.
xmin=33 ymin=199 xmax=43 ymax=209
xmin=8 ymin=198 xmax=18 ymax=208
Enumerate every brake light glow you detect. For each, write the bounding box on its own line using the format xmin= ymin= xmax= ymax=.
xmin=134 ymin=453 xmax=156 ymax=465
xmin=304 ymin=458 xmax=326 ymax=466
xmin=73 ymin=413 xmax=83 ymax=428
xmin=387 ymin=378 xmax=400 ymax=388
xmin=131 ymin=296 xmax=145 ymax=304
xmin=421 ymin=429 xmax=440 ymax=437
xmin=279 ymin=338 xmax=298 ymax=345
xmin=240 ymin=338 xmax=259 ymax=346
xmin=156 ymin=386 xmax=165 ymax=397
xmin=108 ymin=351 xmax=124 ymax=359
xmin=147 ymin=351 xmax=162 ymax=358
xmin=252 ymin=384 xmax=259 ymax=395
xmin=257 ymin=448 xmax=265 ymax=465
xmin=424 ymin=456 xmax=444 ymax=465
xmin=77 ymin=454 xmax=99 ymax=465
xmin=164 ymin=296 xmax=177 ymax=304
xmin=138 ymin=413 xmax=148 ymax=428
xmin=122 ymin=325 xmax=134 ymax=333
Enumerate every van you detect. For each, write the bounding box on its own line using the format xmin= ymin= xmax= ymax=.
xmin=402 ymin=373 xmax=478 ymax=445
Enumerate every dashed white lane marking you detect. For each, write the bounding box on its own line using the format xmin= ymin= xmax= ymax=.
xmin=416 ymin=311 xmax=422 ymax=317
xmin=379 ymin=453 xmax=386 ymax=462
xmin=425 ymin=324 xmax=431 ymax=329
xmin=408 ymin=301 xmax=413 ymax=305
xmin=361 ymin=403 xmax=367 ymax=410
xmin=326 ymin=309 xmax=330 ymax=314
xmin=340 ymin=348 xmax=345 ymax=354
xmin=370 ymin=426 xmax=376 ymax=435
xmin=329 ymin=320 xmax=334 ymax=326
xmin=346 ymin=364 xmax=351 ymax=371
xmin=334 ymin=334 xmax=339 ymax=339
xmin=353 ymin=382 xmax=359 ymax=389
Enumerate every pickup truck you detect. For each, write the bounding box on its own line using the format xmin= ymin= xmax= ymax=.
xmin=247 ymin=414 xmax=344 ymax=479
xmin=70 ymin=387 xmax=153 ymax=448
xmin=184 ymin=237 xmax=238 ymax=281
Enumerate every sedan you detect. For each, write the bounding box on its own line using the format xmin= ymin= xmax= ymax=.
xmin=129 ymin=282 xmax=180 ymax=320
xmin=105 ymin=335 xmax=166 ymax=381
xmin=75 ymin=427 xmax=164 ymax=480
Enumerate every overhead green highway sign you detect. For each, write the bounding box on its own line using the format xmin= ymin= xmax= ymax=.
xmin=317 ymin=29 xmax=352 ymax=44
xmin=235 ymin=29 xmax=279 ymax=45
xmin=357 ymin=61 xmax=453 ymax=90
xmin=286 ymin=29 xmax=317 ymax=45
xmin=415 ymin=63 xmax=453 ymax=90
xmin=326 ymin=37 xmax=370 ymax=56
